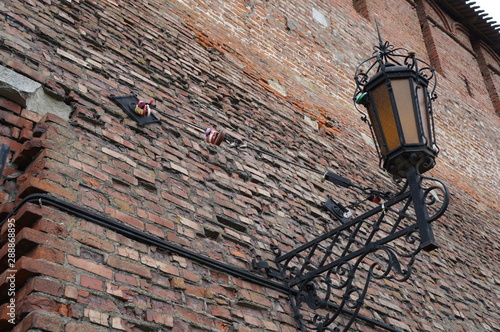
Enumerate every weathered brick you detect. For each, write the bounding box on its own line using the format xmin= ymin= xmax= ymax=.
xmin=18 ymin=177 xmax=78 ymax=201
xmin=67 ymin=255 xmax=113 ymax=279
xmin=70 ymin=228 xmax=115 ymax=252
xmin=107 ymin=256 xmax=151 ymax=279
xmin=77 ymin=291 xmax=117 ymax=312
xmin=12 ymin=138 xmax=46 ymax=166
xmin=80 ymin=275 xmax=105 ymax=291
xmin=101 ymin=147 xmax=137 ymax=167
xmin=0 ymin=97 xmax=22 ymax=114
xmin=15 ymin=277 xmax=64 ymax=301
xmin=0 ymin=256 xmax=75 ymax=286
xmin=20 ymin=108 xmax=43 ymax=123
xmin=18 ymin=294 xmax=69 ymax=317
xmin=9 ymin=311 xmax=65 ymax=332
xmin=26 ymin=246 xmax=65 ymax=264
xmin=84 ymin=308 xmax=110 ymax=326
xmin=65 ymin=321 xmax=108 ymax=332
xmin=145 ymin=310 xmax=174 ymax=327
xmin=115 ymin=272 xmax=139 ymax=286
xmin=104 ymin=206 xmax=144 ymax=230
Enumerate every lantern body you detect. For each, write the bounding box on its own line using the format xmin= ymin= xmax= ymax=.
xmin=363 ymin=64 xmax=437 ymax=177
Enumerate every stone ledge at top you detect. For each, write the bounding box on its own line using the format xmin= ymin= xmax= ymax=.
xmin=0 ymin=66 xmax=71 ymax=121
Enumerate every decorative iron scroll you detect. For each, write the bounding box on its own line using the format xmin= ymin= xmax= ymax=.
xmin=256 ymin=175 xmax=449 ymax=332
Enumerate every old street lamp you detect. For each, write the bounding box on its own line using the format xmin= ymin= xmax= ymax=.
xmin=254 ymin=27 xmax=450 ymax=332
xmin=354 ymin=31 xmax=439 ymax=179
xmin=354 ymin=27 xmax=442 ymax=252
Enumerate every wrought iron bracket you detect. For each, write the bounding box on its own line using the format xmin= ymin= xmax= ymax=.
xmin=252 ymin=259 xmax=282 ymax=279
xmin=254 ymin=170 xmax=449 ymax=331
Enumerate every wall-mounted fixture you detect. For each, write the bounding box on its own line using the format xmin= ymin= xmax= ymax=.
xmin=254 ymin=26 xmax=449 ymax=331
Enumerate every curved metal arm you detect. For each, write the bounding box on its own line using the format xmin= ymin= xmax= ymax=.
xmin=255 ymin=172 xmax=449 ymax=331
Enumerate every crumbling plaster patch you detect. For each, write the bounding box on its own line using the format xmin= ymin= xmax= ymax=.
xmin=0 ymin=65 xmax=71 ymax=120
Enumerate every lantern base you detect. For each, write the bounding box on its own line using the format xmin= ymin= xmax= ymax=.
xmin=383 ymin=145 xmax=436 ymax=178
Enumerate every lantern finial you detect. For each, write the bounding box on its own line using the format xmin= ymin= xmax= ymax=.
xmin=376 ymin=20 xmax=384 ymax=50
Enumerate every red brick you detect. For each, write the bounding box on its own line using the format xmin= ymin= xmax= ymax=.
xmin=102 ymin=146 xmax=137 ymax=167
xmin=102 ymin=130 xmax=135 ymax=150
xmin=65 ymin=321 xmax=108 ymax=332
xmin=185 ymin=285 xmax=207 ymax=298
xmin=10 ymin=311 xmax=64 ymax=332
xmin=0 ymin=202 xmax=41 ymax=238
xmin=18 ymin=177 xmax=78 ymax=201
xmin=70 ymin=229 xmax=115 ymax=252
xmin=5 ymin=59 xmax=46 ymax=83
xmin=81 ymin=163 xmax=109 ymax=182
xmin=32 ymin=218 xmax=68 ymax=237
xmin=104 ymin=206 xmax=144 ymax=230
xmin=0 ymin=110 xmax=33 ymax=129
xmin=107 ymin=256 xmax=151 ymax=279
xmin=161 ymin=192 xmax=195 ymax=212
xmin=20 ymin=108 xmax=43 ymax=123
xmin=145 ymin=223 xmax=164 ymax=238
xmin=12 ymin=137 xmax=46 ymax=165
xmin=18 ymin=127 xmax=33 ymax=142
xmin=133 ymin=167 xmax=156 ymax=184
xmin=11 ymin=226 xmax=76 ymax=255
xmin=80 ymin=220 xmax=106 ymax=236
xmin=175 ymin=306 xmax=213 ymax=328
xmin=102 ymin=164 xmax=138 ymax=185
xmin=0 ymin=137 xmax=22 ymax=156
xmin=105 ymin=230 xmax=148 ymax=253
xmin=67 ymin=255 xmax=113 ymax=279
xmin=0 ymin=256 xmax=75 ymax=286
xmin=18 ymin=294 xmax=69 ymax=317
xmin=26 ymin=246 xmax=65 ymax=264
xmin=145 ymin=310 xmax=174 ymax=326
xmin=140 ymin=210 xmax=174 ymax=230
xmin=1 ymin=2 xmax=498 ymax=332
xmin=64 ymin=286 xmax=79 ymax=300
xmin=183 ymin=269 xmax=201 ymax=283
xmin=0 ymin=97 xmax=22 ymax=114
xmin=39 ymin=113 xmax=68 ymax=127
xmin=81 ymin=275 xmax=105 ymax=291
xmin=115 ymin=272 xmax=139 ymax=286
xmin=76 ymin=292 xmax=117 ymax=312
xmin=211 ymin=306 xmax=232 ymax=320
xmin=105 ymin=282 xmax=131 ymax=299
xmin=15 ymin=277 xmax=64 ymax=301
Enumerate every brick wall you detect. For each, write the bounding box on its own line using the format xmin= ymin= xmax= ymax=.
xmin=0 ymin=0 xmax=499 ymax=331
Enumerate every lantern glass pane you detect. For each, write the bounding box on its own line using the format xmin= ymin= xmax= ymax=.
xmin=368 ymin=110 xmax=386 ymax=155
xmin=372 ymin=82 xmax=399 ymax=153
xmin=392 ymin=78 xmax=419 ymax=144
xmin=417 ymin=85 xmax=431 ymax=146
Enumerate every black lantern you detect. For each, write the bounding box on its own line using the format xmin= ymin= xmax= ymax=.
xmin=354 ymin=30 xmax=438 ymax=179
xmin=353 ymin=27 xmax=443 ymax=252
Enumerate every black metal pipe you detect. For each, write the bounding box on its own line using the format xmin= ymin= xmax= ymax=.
xmin=1 ymin=194 xmax=289 ymax=293
xmin=1 ymin=193 xmax=398 ymax=331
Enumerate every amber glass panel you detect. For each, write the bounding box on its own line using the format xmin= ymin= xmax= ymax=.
xmin=392 ymin=78 xmax=419 ymax=144
xmin=371 ymin=82 xmax=399 ymax=154
xmin=416 ymin=85 xmax=431 ymax=146
xmin=367 ymin=109 xmax=386 ymax=155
